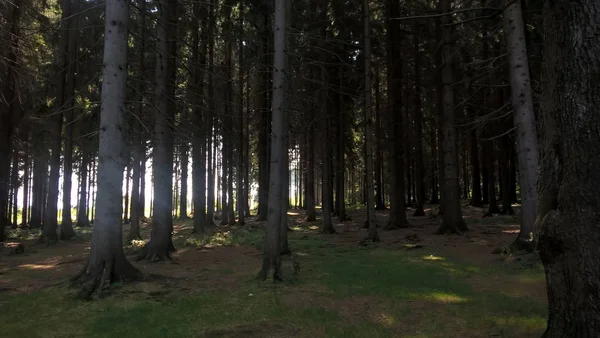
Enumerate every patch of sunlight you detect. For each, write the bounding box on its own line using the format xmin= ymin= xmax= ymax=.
xmin=287 ymin=211 xmax=300 ymax=216
xmin=296 ymin=252 xmax=309 ymax=256
xmin=502 ymin=229 xmax=520 ymax=234
xmin=424 ymin=292 xmax=468 ymax=303
xmin=376 ymin=313 xmax=395 ymax=327
xmin=491 ymin=315 xmax=546 ymax=330
xmin=130 ymin=239 xmax=146 ymax=248
xmin=18 ymin=264 xmax=56 ymax=270
xmin=422 ymin=255 xmax=445 ymax=261
xmin=291 ymin=226 xmax=302 ymax=231
xmin=309 ymin=226 xmax=319 ymax=230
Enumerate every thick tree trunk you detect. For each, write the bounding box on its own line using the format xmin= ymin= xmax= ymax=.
xmin=384 ymin=0 xmax=408 ymax=230
xmin=144 ymin=0 xmax=177 ymax=261
xmin=205 ymin=3 xmax=216 ymax=225
xmin=436 ymin=0 xmax=467 ymax=234
xmin=73 ymin=0 xmax=143 ymax=297
xmin=374 ymin=68 xmax=386 ymax=211
xmin=503 ymin=0 xmax=539 ymax=249
xmin=537 ymin=1 xmax=600 ymax=335
xmin=483 ymin=140 xmax=501 ymax=216
xmin=257 ymin=11 xmax=271 ymax=222
xmin=259 ymin=0 xmax=286 ymax=281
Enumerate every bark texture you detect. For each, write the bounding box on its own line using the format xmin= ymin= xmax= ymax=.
xmin=73 ymin=0 xmax=143 ymax=297
xmin=537 ymin=1 xmax=600 ymax=336
xmin=503 ymin=0 xmax=539 ymax=248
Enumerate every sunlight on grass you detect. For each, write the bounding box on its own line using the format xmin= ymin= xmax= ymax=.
xmin=287 ymin=211 xmax=301 ymax=216
xmin=309 ymin=225 xmax=319 ymax=230
xmin=422 ymin=255 xmax=445 ymax=261
xmin=375 ymin=313 xmax=395 ymax=327
xmin=423 ymin=292 xmax=468 ymax=303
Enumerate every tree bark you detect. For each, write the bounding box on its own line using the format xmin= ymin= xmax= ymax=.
xmin=437 ymin=0 xmax=467 ymax=234
xmin=384 ymin=0 xmax=408 ymax=230
xmin=237 ymin=2 xmax=246 ymax=226
xmin=259 ymin=0 xmax=286 ymax=281
xmin=412 ymin=22 xmax=425 ymax=217
xmin=537 ymin=1 xmax=600 ymax=335
xmin=21 ymin=128 xmax=29 ymax=228
xmin=73 ymin=0 xmax=143 ymax=297
xmin=503 ymin=0 xmax=539 ymax=249
xmin=363 ymin=0 xmax=379 ymax=241
xmin=144 ymin=0 xmax=177 ymax=261
xmin=77 ymin=151 xmax=91 ymax=227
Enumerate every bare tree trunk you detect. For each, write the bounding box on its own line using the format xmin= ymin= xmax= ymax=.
xmin=384 ymin=0 xmax=408 ymax=230
xmin=144 ymin=0 xmax=177 ymax=261
xmin=336 ymin=67 xmax=348 ymax=222
xmin=123 ymin=162 xmax=131 ymax=223
xmin=305 ymin=105 xmax=317 ymax=221
xmin=237 ymin=2 xmax=246 ymax=226
xmin=503 ymin=0 xmax=539 ymax=250
xmin=73 ymin=0 xmax=143 ymax=297
xmin=21 ymin=129 xmax=29 ymax=228
xmin=412 ymin=22 xmax=426 ymax=217
xmin=363 ymin=0 xmax=379 ymax=241
xmin=437 ymin=0 xmax=467 ymax=234
xmin=206 ymin=1 xmax=216 ymax=225
xmin=77 ymin=151 xmax=91 ymax=227
xmin=259 ymin=0 xmax=286 ymax=281
xmin=0 ymin=0 xmax=21 ymax=241
xmin=537 ymin=1 xmax=600 ymax=335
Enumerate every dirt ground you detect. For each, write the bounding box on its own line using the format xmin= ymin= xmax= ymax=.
xmin=0 ymin=203 xmax=542 ymax=301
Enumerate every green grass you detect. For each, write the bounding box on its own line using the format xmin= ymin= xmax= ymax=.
xmin=0 ymin=226 xmax=547 ymax=337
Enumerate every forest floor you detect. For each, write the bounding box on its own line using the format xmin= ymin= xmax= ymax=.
xmin=0 ymin=204 xmax=547 ymax=338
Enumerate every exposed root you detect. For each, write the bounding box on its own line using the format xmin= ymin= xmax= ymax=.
xmin=258 ymin=257 xmax=283 ymax=283
xmin=72 ymin=260 xmax=144 ymax=300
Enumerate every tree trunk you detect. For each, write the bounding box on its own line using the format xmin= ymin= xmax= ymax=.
xmin=179 ymin=143 xmax=189 ymax=219
xmin=537 ymin=1 xmax=600 ymax=335
xmin=363 ymin=0 xmax=379 ymax=241
xmin=503 ymin=0 xmax=539 ymax=249
xmin=336 ymin=68 xmax=348 ymax=222
xmin=468 ymin=129 xmax=483 ymax=206
xmin=412 ymin=22 xmax=425 ymax=217
xmin=21 ymin=129 xmax=29 ymax=228
xmin=73 ymin=0 xmax=143 ymax=297
xmin=384 ymin=0 xmax=408 ymax=230
xmin=77 ymin=152 xmax=91 ymax=227
xmin=144 ymin=0 xmax=177 ymax=261
xmin=499 ymin=136 xmax=514 ymax=215
xmin=10 ymin=148 xmax=19 ymax=228
xmin=237 ymin=2 xmax=246 ymax=226
xmin=206 ymin=2 xmax=216 ymax=225
xmin=305 ymin=106 xmax=317 ymax=221
xmin=483 ymin=140 xmax=501 ymax=216
xmin=123 ymin=162 xmax=131 ymax=223
xmin=30 ymin=136 xmax=47 ymax=230
xmin=374 ymin=66 xmax=385 ymax=211
xmin=436 ymin=0 xmax=467 ymax=234
xmin=259 ymin=0 xmax=286 ymax=281
xmin=257 ymin=10 xmax=271 ymax=222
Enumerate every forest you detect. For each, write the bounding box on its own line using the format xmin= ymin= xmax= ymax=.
xmin=1 ymin=0 xmax=599 ymax=337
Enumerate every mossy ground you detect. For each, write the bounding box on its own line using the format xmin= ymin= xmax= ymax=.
xmin=0 ymin=204 xmax=546 ymax=337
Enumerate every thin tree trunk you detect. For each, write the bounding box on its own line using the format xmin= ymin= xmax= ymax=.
xmin=237 ymin=2 xmax=245 ymax=226
xmin=21 ymin=129 xmax=29 ymax=228
xmin=123 ymin=162 xmax=131 ymax=223
xmin=374 ymin=66 xmax=385 ymax=210
xmin=77 ymin=151 xmax=91 ymax=227
xmin=503 ymin=0 xmax=538 ymax=249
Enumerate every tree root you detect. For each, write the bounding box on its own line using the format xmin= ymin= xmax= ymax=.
xmin=71 ymin=260 xmax=144 ymax=300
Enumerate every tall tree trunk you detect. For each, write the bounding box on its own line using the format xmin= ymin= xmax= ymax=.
xmin=237 ymin=2 xmax=246 ymax=226
xmin=144 ymin=0 xmax=177 ymax=261
xmin=123 ymin=162 xmax=131 ymax=222
xmin=179 ymin=143 xmax=189 ymax=219
xmin=363 ymin=0 xmax=379 ymax=241
xmin=305 ymin=106 xmax=317 ymax=221
xmin=437 ymin=0 xmax=467 ymax=234
xmin=128 ymin=0 xmax=146 ymax=241
xmin=483 ymin=140 xmax=501 ymax=216
xmin=499 ymin=135 xmax=514 ymax=215
xmin=374 ymin=66 xmax=385 ymax=210
xmin=336 ymin=67 xmax=348 ymax=222
xmin=206 ymin=1 xmax=216 ymax=225
xmin=73 ymin=0 xmax=143 ymax=297
xmin=60 ymin=0 xmax=79 ymax=240
xmin=30 ymin=136 xmax=47 ymax=230
xmin=259 ymin=0 xmax=286 ymax=281
xmin=21 ymin=129 xmax=29 ymax=228
xmin=77 ymin=151 xmax=91 ymax=227
xmin=468 ymin=128 xmax=483 ymax=206
xmin=0 ymin=0 xmax=22 ymax=241
xmin=10 ymin=148 xmax=19 ymax=228
xmin=257 ymin=10 xmax=271 ymax=221
xmin=412 ymin=22 xmax=425 ymax=217
xmin=537 ymin=1 xmax=600 ymax=335
xmin=503 ymin=0 xmax=539 ymax=249
xmin=384 ymin=0 xmax=408 ymax=230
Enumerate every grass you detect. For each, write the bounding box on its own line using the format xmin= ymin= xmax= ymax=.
xmin=0 ymin=220 xmax=547 ymax=337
